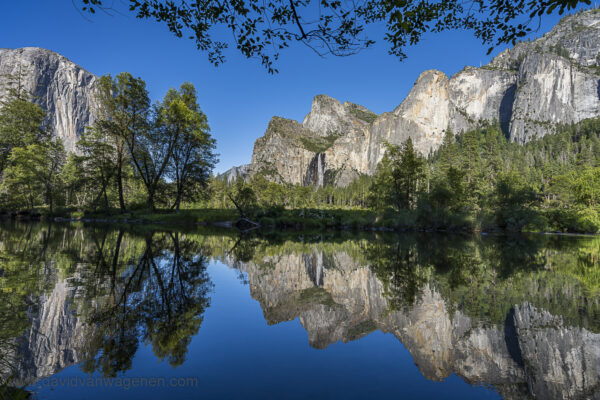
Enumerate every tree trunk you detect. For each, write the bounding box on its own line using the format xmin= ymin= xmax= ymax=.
xmin=227 ymin=193 xmax=246 ymax=219
xmin=171 ymin=182 xmax=183 ymax=212
xmin=147 ymin=189 xmax=155 ymax=212
xmin=116 ymin=153 xmax=127 ymax=213
xmin=104 ymin=189 xmax=110 ymax=214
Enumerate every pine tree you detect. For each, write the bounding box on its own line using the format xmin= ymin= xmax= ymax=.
xmin=393 ymin=138 xmax=425 ymax=210
xmin=483 ymin=125 xmax=503 ymax=188
xmin=437 ymin=128 xmax=457 ymax=173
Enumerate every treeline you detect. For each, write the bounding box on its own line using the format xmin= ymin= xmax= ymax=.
xmin=0 ymin=71 xmax=216 ymax=214
xmin=205 ymin=173 xmax=372 ymax=210
xmin=401 ymin=119 xmax=600 ymax=232
xmin=206 ymin=118 xmax=600 ymax=233
xmin=3 ymin=65 xmax=599 ymax=233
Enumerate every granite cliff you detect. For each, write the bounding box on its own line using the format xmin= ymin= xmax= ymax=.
xmin=238 ymin=9 xmax=600 ymax=187
xmin=0 ymin=47 xmax=97 ymax=153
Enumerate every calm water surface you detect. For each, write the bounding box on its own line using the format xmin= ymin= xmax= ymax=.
xmin=0 ymin=222 xmax=599 ymax=399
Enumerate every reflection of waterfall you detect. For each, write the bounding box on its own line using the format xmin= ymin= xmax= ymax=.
xmin=305 ymin=251 xmax=324 ymax=286
xmin=237 ymin=250 xmax=600 ymax=400
xmin=315 ymin=251 xmax=323 ymax=286
xmin=304 ymin=153 xmax=326 ymax=188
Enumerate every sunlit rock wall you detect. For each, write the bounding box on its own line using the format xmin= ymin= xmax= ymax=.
xmin=0 ymin=47 xmax=97 ymax=153
xmin=242 ymin=9 xmax=600 ymax=186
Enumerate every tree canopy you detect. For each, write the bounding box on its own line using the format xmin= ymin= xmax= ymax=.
xmin=78 ymin=0 xmax=590 ymax=72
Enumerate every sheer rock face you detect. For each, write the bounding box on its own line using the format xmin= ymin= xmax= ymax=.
xmin=245 ymin=10 xmax=600 ymax=186
xmin=509 ymin=52 xmax=600 ymax=143
xmin=366 ymin=70 xmax=450 ymax=171
xmin=302 ymin=94 xmax=360 ymax=137
xmin=447 ymin=67 xmax=518 ymax=136
xmin=0 ymin=47 xmax=97 ymax=153
xmin=233 ymin=249 xmax=600 ymax=399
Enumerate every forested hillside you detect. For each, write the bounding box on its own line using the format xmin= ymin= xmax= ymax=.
xmin=207 ymin=118 xmax=600 ymax=233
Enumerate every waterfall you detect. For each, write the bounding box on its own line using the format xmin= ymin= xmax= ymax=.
xmin=303 ymin=153 xmax=325 ymax=188
xmin=317 ymin=153 xmax=324 ymax=188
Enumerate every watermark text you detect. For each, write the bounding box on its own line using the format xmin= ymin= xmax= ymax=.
xmin=38 ymin=376 xmax=199 ymax=390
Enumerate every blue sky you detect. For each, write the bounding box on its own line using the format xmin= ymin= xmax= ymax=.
xmin=0 ymin=1 xmax=575 ymax=172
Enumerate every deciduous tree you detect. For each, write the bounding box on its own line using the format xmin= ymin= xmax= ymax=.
xmin=163 ymin=83 xmax=217 ymax=211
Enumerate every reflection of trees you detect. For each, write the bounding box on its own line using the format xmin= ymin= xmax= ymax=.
xmin=365 ymin=234 xmax=493 ymax=311
xmin=75 ymin=230 xmax=212 ymax=377
xmin=363 ymin=233 xmax=600 ymax=331
xmin=366 ymin=236 xmax=431 ymax=310
xmin=0 ymin=223 xmax=213 ymax=381
xmin=433 ymin=234 xmax=600 ymax=330
xmin=482 ymin=234 xmax=547 ymax=278
xmin=2 ymin=221 xmax=600 ymax=387
xmin=229 ymin=235 xmax=260 ymax=265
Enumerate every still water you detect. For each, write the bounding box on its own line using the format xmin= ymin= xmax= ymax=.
xmin=0 ymin=222 xmax=599 ymax=399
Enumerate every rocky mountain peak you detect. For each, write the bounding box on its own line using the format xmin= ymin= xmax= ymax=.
xmin=395 ymin=69 xmax=450 ymax=127
xmin=489 ymin=9 xmax=600 ymax=70
xmin=302 ymin=94 xmax=377 ymax=136
xmin=302 ymin=94 xmax=347 ymax=136
xmin=541 ymin=9 xmax=600 ymax=65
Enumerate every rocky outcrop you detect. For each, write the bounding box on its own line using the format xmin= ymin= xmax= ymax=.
xmin=509 ymin=51 xmax=600 ymax=142
xmin=0 ymin=47 xmax=97 ymax=153
xmin=219 ymin=164 xmax=250 ymax=184
xmin=243 ymin=9 xmax=600 ymax=186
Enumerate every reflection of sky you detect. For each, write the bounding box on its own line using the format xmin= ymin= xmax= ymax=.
xmin=28 ymin=260 xmax=499 ymax=400
xmin=0 ymin=2 xmax=583 ymax=172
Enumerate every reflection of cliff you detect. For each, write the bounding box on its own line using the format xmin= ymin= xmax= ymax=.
xmin=234 ymin=249 xmax=600 ymax=400
xmin=6 ymin=277 xmax=89 ymax=387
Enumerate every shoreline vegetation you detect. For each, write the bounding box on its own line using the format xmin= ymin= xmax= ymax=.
xmin=5 ymin=207 xmax=600 ymax=236
xmin=2 ymin=69 xmax=600 ymax=234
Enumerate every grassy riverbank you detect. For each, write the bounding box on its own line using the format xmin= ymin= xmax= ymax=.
xmin=15 ymin=205 xmax=600 ymax=234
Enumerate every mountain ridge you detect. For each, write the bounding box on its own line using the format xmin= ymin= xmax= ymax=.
xmin=227 ymin=9 xmax=600 ymax=187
